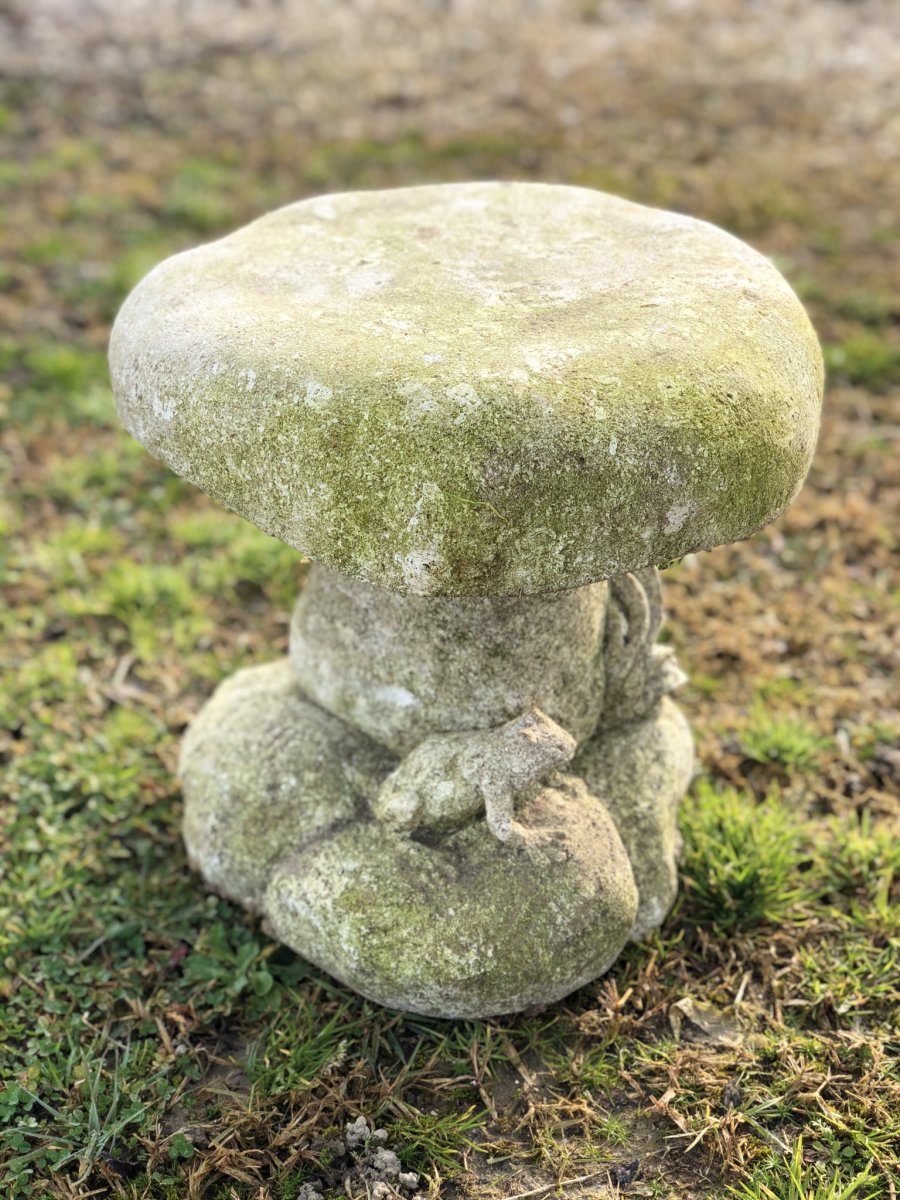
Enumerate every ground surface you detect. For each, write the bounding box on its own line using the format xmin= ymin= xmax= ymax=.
xmin=0 ymin=1 xmax=898 ymax=1197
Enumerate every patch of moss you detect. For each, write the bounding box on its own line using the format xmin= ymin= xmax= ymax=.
xmin=110 ymin=183 xmax=823 ymax=596
xmin=825 ymin=333 xmax=900 ymax=390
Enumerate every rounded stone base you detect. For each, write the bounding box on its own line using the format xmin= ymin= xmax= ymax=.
xmin=575 ymin=697 xmax=694 ymax=938
xmin=180 ymin=659 xmax=396 ymax=910
xmin=179 ymin=658 xmax=690 ymax=1016
xmin=265 ymin=773 xmax=637 ymax=1018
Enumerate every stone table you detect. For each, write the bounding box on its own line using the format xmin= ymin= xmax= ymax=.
xmin=110 ymin=182 xmax=823 ymax=1017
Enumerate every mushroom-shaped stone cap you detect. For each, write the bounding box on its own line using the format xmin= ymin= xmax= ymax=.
xmin=110 ymin=182 xmax=823 ymax=596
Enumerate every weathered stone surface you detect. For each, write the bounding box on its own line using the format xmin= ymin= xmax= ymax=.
xmin=264 ymin=772 xmax=639 ymax=1018
xmin=177 ymin=569 xmax=692 ymax=1010
xmin=112 ymin=183 xmax=799 ymax=1015
xmin=180 ymin=659 xmax=395 ymax=909
xmin=601 ymin=568 xmax=688 ymax=728
xmin=372 ymin=707 xmax=577 ymax=843
xmin=290 ymin=563 xmax=607 ymax=755
xmin=575 ymin=696 xmax=694 ymax=937
xmin=110 ymin=181 xmax=823 ymax=597
xmin=178 ymin=654 xmax=645 ymax=1014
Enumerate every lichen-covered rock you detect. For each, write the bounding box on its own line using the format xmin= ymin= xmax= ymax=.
xmin=290 ymin=563 xmax=607 ymax=754
xmin=111 ymin=183 xmax=791 ymax=1016
xmin=180 ymin=659 xmax=395 ymax=909
xmin=110 ymin=182 xmax=823 ymax=597
xmin=177 ymin=576 xmax=692 ymax=1010
xmin=264 ymin=772 xmax=639 ymax=1017
xmin=179 ymin=658 xmax=643 ymax=1015
xmin=575 ymin=696 xmax=694 ymax=937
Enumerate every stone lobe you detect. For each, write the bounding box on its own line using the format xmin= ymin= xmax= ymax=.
xmin=180 ymin=659 xmax=396 ymax=908
xmin=576 ymin=697 xmax=694 ymax=938
xmin=264 ymin=772 xmax=639 ymax=1019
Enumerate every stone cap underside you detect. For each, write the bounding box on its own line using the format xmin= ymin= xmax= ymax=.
xmin=110 ymin=182 xmax=823 ymax=596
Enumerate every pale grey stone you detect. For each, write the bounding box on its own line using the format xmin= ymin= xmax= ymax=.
xmin=264 ymin=770 xmax=639 ymax=1018
xmin=576 ymin=696 xmax=694 ymax=938
xmin=344 ymin=1117 xmax=371 ymax=1149
xmin=179 ymin=659 xmax=395 ymax=909
xmin=372 ymin=1149 xmax=401 ymax=1177
xmin=372 ymin=708 xmax=576 ymax=848
xmin=290 ymin=563 xmax=607 ymax=755
xmin=112 ymin=183 xmax=821 ymax=1016
xmin=110 ymin=181 xmax=823 ymax=598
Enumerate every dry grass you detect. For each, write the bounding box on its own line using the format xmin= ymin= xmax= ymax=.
xmin=1 ymin=2 xmax=898 ymax=1197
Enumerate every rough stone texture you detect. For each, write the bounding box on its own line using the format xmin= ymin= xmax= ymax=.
xmin=177 ymin=651 xmax=646 ymax=1015
xmin=110 ymin=181 xmax=824 ymax=597
xmin=576 ymin=696 xmax=694 ymax=938
xmin=112 ymin=182 xmax=739 ymax=1013
xmin=264 ymin=771 xmax=639 ymax=1018
xmin=180 ymin=659 xmax=396 ymax=909
xmin=372 ymin=708 xmax=577 ymax=844
xmin=601 ymin=568 xmax=688 ymax=727
xmin=177 ymin=567 xmax=692 ymax=1013
xmin=290 ymin=563 xmax=608 ymax=755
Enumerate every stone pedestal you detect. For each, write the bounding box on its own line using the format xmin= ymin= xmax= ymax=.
xmin=180 ymin=565 xmax=693 ymax=1018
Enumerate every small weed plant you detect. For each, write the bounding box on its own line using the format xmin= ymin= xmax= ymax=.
xmin=679 ymin=782 xmax=808 ymax=929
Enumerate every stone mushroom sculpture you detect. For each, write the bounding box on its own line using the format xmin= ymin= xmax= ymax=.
xmin=109 ymin=182 xmax=823 ymax=1018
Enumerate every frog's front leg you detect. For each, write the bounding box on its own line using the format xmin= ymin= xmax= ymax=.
xmin=481 ymin=779 xmax=519 ymax=846
xmin=480 ymin=710 xmax=578 ymax=850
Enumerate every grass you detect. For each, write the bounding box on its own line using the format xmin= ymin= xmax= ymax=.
xmin=3 ymin=1042 xmax=173 ymax=1189
xmin=677 ymin=783 xmax=807 ymax=930
xmin=824 ymin=334 xmax=900 ymax=390
xmin=730 ymin=1138 xmax=880 ymax=1200
xmin=1 ymin=12 xmax=899 ymax=1199
xmin=387 ymin=1105 xmax=488 ymax=1177
xmin=740 ymin=706 xmax=830 ymax=772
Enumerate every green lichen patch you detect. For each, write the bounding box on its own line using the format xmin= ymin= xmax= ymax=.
xmin=264 ymin=774 xmax=638 ymax=1018
xmin=110 ymin=183 xmax=824 ymax=595
xmin=180 ymin=659 xmax=396 ymax=908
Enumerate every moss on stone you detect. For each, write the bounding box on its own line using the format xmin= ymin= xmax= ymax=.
xmin=290 ymin=563 xmax=608 ymax=755
xmin=178 ymin=659 xmax=643 ymax=1017
xmin=180 ymin=659 xmax=396 ymax=908
xmin=575 ymin=696 xmax=694 ymax=938
xmin=110 ymin=182 xmax=823 ymax=596
xmin=264 ymin=772 xmax=638 ymax=1018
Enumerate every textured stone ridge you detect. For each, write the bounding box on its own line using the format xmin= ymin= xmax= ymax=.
xmin=576 ymin=697 xmax=694 ymax=939
xmin=110 ymin=182 xmax=824 ymax=597
xmin=180 ymin=659 xmax=397 ymax=909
